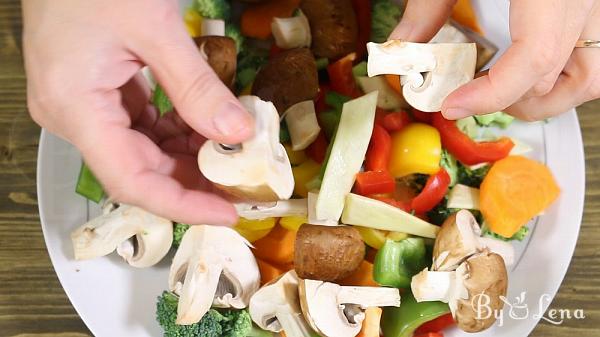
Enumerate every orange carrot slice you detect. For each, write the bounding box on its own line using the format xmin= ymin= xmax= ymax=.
xmin=356 ymin=307 xmax=383 ymax=337
xmin=451 ymin=0 xmax=482 ymax=34
xmin=256 ymin=259 xmax=286 ymax=285
xmin=252 ymin=225 xmax=297 ymax=265
xmin=339 ymin=260 xmax=378 ymax=287
xmin=385 ymin=74 xmax=402 ymax=95
xmin=480 ymin=156 xmax=560 ymax=238
xmin=241 ymin=0 xmax=301 ymax=39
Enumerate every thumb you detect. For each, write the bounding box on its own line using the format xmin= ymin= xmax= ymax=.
xmin=135 ymin=17 xmax=253 ymax=144
xmin=389 ymin=0 xmax=457 ymax=42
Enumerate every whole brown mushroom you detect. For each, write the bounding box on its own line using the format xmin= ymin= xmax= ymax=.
xmin=194 ymin=36 xmax=237 ymax=88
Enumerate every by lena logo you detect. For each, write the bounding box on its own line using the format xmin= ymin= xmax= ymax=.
xmin=472 ymin=292 xmax=586 ymax=327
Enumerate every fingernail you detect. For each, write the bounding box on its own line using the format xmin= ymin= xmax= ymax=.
xmin=213 ymin=102 xmax=252 ymax=137
xmin=443 ymin=108 xmax=474 ymax=120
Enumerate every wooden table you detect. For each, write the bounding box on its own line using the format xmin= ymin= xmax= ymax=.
xmin=1 ymin=1 xmax=599 ymax=336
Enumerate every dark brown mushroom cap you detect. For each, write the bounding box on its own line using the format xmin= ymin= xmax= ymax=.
xmin=251 ymin=48 xmax=319 ymax=113
xmin=193 ymin=36 xmax=237 ymax=88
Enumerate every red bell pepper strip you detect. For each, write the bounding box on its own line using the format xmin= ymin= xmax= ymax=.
xmin=369 ymin=195 xmax=411 ymax=212
xmin=306 ymin=132 xmax=328 ymax=164
xmin=374 ymin=108 xmax=387 ymax=127
xmin=431 ymin=112 xmax=514 ymax=165
xmin=411 ymin=109 xmax=433 ymax=124
xmin=415 ymin=313 xmax=455 ymax=334
xmin=354 ymin=171 xmax=396 ymax=196
xmin=315 ymin=84 xmax=330 ymax=114
xmin=414 ymin=333 xmax=444 ymax=337
xmin=351 ymin=0 xmax=371 ymax=59
xmin=365 ymin=124 xmax=392 ymax=172
xmin=327 ymin=53 xmax=359 ymax=97
xmin=382 ymin=111 xmax=411 ymax=132
xmin=269 ymin=44 xmax=283 ymax=58
xmin=411 ymin=168 xmax=451 ymax=213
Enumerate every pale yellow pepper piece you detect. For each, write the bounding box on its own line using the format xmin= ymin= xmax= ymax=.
xmin=389 ymin=123 xmax=441 ymax=178
xmin=279 ymin=216 xmax=308 ymax=231
xmin=234 ymin=217 xmax=277 ymax=242
xmin=284 ymin=143 xmax=308 ymax=166
xmin=356 ymin=226 xmax=388 ymax=250
xmin=184 ymin=8 xmax=203 ymax=37
xmin=291 ymin=159 xmax=321 ymax=197
xmin=386 ymin=231 xmax=408 ymax=241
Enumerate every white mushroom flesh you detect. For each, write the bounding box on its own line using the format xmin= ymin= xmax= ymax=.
xmin=234 ymin=199 xmax=308 ymax=220
xmin=284 ymin=100 xmax=321 ymax=151
xmin=411 ymin=266 xmax=469 ymax=315
xmin=271 ymin=10 xmax=311 ymax=49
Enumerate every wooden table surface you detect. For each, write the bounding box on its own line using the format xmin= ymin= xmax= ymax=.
xmin=1 ymin=1 xmax=599 ymax=337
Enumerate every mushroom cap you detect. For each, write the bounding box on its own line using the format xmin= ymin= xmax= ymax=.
xmin=169 ymin=225 xmax=260 ymax=324
xmin=367 ymin=40 xmax=476 ymax=112
xmin=455 ymin=251 xmax=508 ymax=332
xmin=198 ymin=96 xmax=295 ymax=202
xmin=433 ymin=210 xmax=481 ymax=271
xmin=71 ymin=204 xmax=172 ymax=268
xmin=194 ymin=36 xmax=237 ymax=88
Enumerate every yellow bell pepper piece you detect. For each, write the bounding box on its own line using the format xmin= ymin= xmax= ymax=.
xmin=234 ymin=217 xmax=277 ymax=242
xmin=184 ymin=8 xmax=203 ymax=37
xmin=279 ymin=216 xmax=308 ymax=231
xmin=356 ymin=226 xmax=388 ymax=249
xmin=389 ymin=123 xmax=441 ymax=178
xmin=284 ymin=144 xmax=308 ymax=166
xmin=292 ymin=159 xmax=321 ymax=197
xmin=386 ymin=231 xmax=408 ymax=241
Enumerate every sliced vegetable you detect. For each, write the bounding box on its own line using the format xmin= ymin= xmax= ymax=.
xmin=253 ymin=225 xmax=297 ymax=266
xmin=411 ymin=169 xmax=451 ymax=214
xmin=481 ymin=222 xmax=530 ymax=242
xmin=474 ymin=111 xmax=514 ymax=128
xmin=385 ymin=74 xmax=402 ymax=95
xmin=354 ymin=171 xmax=396 ymax=196
xmin=241 ymin=0 xmax=301 ymax=39
xmin=356 ymin=307 xmax=382 ymax=337
xmin=292 ymin=159 xmax=321 ymax=197
xmin=414 ymin=333 xmax=444 ymax=337
xmin=75 ymin=163 xmax=104 ymax=203
xmin=327 ymin=53 xmax=358 ymax=97
xmin=365 ymin=124 xmax=392 ymax=171
xmin=447 ymin=184 xmax=480 ymax=210
xmin=280 ymin=216 xmax=308 ymax=231
xmin=457 ymin=163 xmax=490 ymax=188
xmin=256 ymin=259 xmax=286 ymax=285
xmin=184 ymin=8 xmax=203 ymax=37
xmin=373 ymin=238 xmax=428 ymax=288
xmin=271 ymin=9 xmax=311 ymax=49
xmin=195 ymin=0 xmax=231 ymax=19
xmin=440 ymin=150 xmax=458 ymax=186
xmin=356 ymin=76 xmax=407 ymax=110
xmin=306 ymin=132 xmax=328 ymax=164
xmin=480 ymin=156 xmax=560 ymax=238
xmin=225 ymin=23 xmax=244 ymax=53
xmin=284 ymin=144 xmax=308 ymax=166
xmin=201 ymin=18 xmax=225 ymax=36
xmin=356 ymin=226 xmax=388 ymax=249
xmin=415 ymin=313 xmax=455 ymax=334
xmin=235 ymin=217 xmax=277 ymax=242
xmin=509 ymin=137 xmax=533 ymax=156
xmin=389 ymin=123 xmax=442 ymax=178
xmin=342 ymin=193 xmax=440 ymax=238
xmin=382 ymin=110 xmax=411 ymax=132
xmin=432 ymin=113 xmax=514 ymax=166
xmin=370 ymin=0 xmax=403 ymax=43
xmin=451 ymin=0 xmax=482 ymax=33
xmin=352 ymin=0 xmax=372 ymax=59
xmin=381 ymin=292 xmax=450 ymax=337
xmin=285 ymin=101 xmax=321 ymax=151
xmin=411 ymin=109 xmax=433 ymax=124
xmin=315 ymin=57 xmax=329 ymax=70
xmin=456 ymin=116 xmax=479 ymax=139
xmin=352 ymin=61 xmax=368 ymax=77
xmin=315 ymin=92 xmax=378 ymax=222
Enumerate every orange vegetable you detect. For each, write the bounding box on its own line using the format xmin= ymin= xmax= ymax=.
xmin=241 ymin=0 xmax=301 ymax=39
xmin=480 ymin=156 xmax=560 ymax=238
xmin=356 ymin=307 xmax=383 ymax=337
xmin=385 ymin=74 xmax=402 ymax=95
xmin=256 ymin=259 xmax=286 ymax=285
xmin=340 ymin=260 xmax=378 ymax=287
xmin=451 ymin=0 xmax=482 ymax=33
xmin=252 ymin=225 xmax=297 ymax=265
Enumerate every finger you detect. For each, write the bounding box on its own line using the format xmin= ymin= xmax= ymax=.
xmin=389 ymin=0 xmax=457 ymax=42
xmin=127 ymin=6 xmax=254 ymax=144
xmin=160 ymin=132 xmax=205 ymax=155
xmin=152 ymin=111 xmax=192 ymax=141
xmin=441 ymin=0 xmax=575 ymax=119
xmin=122 ymin=73 xmax=159 ymax=130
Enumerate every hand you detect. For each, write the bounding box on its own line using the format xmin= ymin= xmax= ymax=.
xmin=390 ymin=0 xmax=600 ymax=121
xmin=23 ymin=0 xmax=254 ymax=225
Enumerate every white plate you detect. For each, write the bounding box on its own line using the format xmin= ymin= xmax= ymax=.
xmin=37 ymin=0 xmax=585 ymax=336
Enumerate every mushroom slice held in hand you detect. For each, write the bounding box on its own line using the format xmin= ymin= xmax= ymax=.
xmin=367 ymin=40 xmax=476 ymax=112
xmin=433 ymin=210 xmax=514 ymax=271
xmin=249 ymin=271 xmax=314 ymax=337
xmin=71 ymin=204 xmax=172 ymax=268
xmin=411 ymin=251 xmax=508 ymax=333
xmin=198 ymin=96 xmax=295 ymax=202
xmin=299 ymin=279 xmax=401 ymax=337
xmin=169 ymin=225 xmax=260 ymax=325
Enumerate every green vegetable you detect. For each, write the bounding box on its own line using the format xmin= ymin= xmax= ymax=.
xmin=482 ymin=222 xmax=530 ymax=241
xmin=457 ymin=163 xmax=490 ymax=188
xmin=152 ymin=84 xmax=174 ymax=117
xmin=371 ymin=0 xmax=404 ymax=43
xmin=315 ymin=57 xmax=329 ymax=70
xmin=474 ymin=111 xmax=515 ymax=128
xmin=279 ymin=121 xmax=291 ymax=143
xmin=426 ymin=197 xmax=453 ymax=226
xmin=173 ymin=223 xmax=190 ymax=248
xmin=194 ymin=0 xmax=230 ymax=19
xmin=156 ymin=291 xmax=252 ymax=337
xmin=236 ymin=44 xmax=269 ymax=91
xmin=440 ymin=150 xmax=458 ymax=186
xmin=318 ymin=110 xmax=341 ymax=139
xmin=324 ymin=91 xmax=352 ymax=112
xmin=76 ymin=162 xmax=104 ymax=203
xmin=381 ymin=291 xmax=450 ymax=337
xmin=225 ymin=24 xmax=244 ymax=54
xmin=373 ymin=238 xmax=428 ymax=288
xmin=352 ymin=61 xmax=368 ymax=77
xmin=446 ymin=184 xmax=480 ymax=210
xmin=456 ymin=116 xmax=479 ymax=139
xmin=247 ymin=325 xmax=275 ymax=337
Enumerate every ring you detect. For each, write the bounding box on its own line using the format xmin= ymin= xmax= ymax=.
xmin=575 ymin=39 xmax=600 ymax=48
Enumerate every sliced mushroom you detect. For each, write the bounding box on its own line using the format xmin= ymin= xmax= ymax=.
xmin=194 ymin=36 xmax=237 ymax=87
xmin=71 ymin=204 xmax=172 ymax=268
xmin=198 ymin=96 xmax=295 ymax=202
xmin=367 ymin=40 xmax=476 ymax=112
xmin=283 ymin=100 xmax=320 ymax=151
xmin=249 ymin=271 xmax=314 ymax=336
xmin=272 ymin=10 xmax=312 ymax=49
xmin=299 ymin=279 xmax=401 ymax=337
xmin=169 ymin=225 xmax=260 ymax=324
xmin=411 ymin=251 xmax=508 ymax=333
xmin=200 ymin=18 xmax=225 ymax=37
xmin=234 ymin=199 xmax=308 ymax=220
xmin=433 ymin=210 xmax=514 ymax=271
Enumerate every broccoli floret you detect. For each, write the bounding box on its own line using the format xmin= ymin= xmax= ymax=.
xmin=440 ymin=150 xmax=459 ymax=187
xmin=457 ymin=163 xmax=490 ymax=188
xmin=194 ymin=0 xmax=230 ymax=20
xmin=225 ymin=24 xmax=244 ymax=54
xmin=371 ymin=0 xmax=404 ymax=43
xmin=481 ymin=223 xmax=530 ymax=241
xmin=236 ymin=44 xmax=269 ymax=91
xmin=152 ymin=84 xmax=174 ymax=117
xmin=156 ymin=291 xmax=252 ymax=337
xmin=173 ymin=223 xmax=190 ymax=248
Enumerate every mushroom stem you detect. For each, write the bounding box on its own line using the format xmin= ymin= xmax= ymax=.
xmin=336 ymin=286 xmax=401 ymax=308
xmin=411 ymin=267 xmax=468 ymax=308
xmin=276 ymin=312 xmax=315 ymax=337
xmin=235 ymin=199 xmax=308 ymax=220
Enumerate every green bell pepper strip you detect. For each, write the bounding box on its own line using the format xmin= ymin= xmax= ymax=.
xmin=75 ymin=162 xmax=104 ymax=203
xmin=382 ymin=291 xmax=450 ymax=337
xmin=373 ymin=238 xmax=428 ymax=288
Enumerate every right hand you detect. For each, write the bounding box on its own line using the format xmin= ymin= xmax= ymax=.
xmin=23 ymin=0 xmax=255 ymax=225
